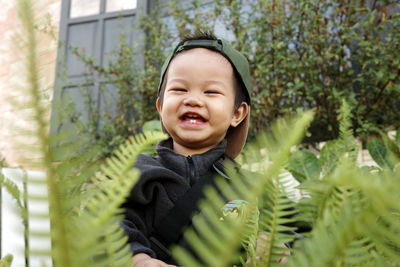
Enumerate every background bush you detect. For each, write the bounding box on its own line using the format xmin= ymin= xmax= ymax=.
xmin=169 ymin=0 xmax=400 ymax=142
xmin=67 ymin=0 xmax=400 ymax=157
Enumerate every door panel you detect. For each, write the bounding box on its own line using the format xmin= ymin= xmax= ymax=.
xmin=51 ymin=0 xmax=147 ymax=141
xmin=103 ymin=16 xmax=135 ymax=65
xmin=66 ymin=22 xmax=99 ymax=78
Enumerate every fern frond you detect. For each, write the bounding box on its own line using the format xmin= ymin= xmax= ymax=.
xmin=256 ymin=173 xmax=297 ymax=266
xmin=319 ymin=101 xmax=358 ymax=176
xmin=14 ymin=0 xmax=69 ymax=264
xmin=289 ymin=163 xmax=400 ymax=266
xmin=337 ymin=100 xmax=357 ymax=160
xmin=288 ymin=190 xmax=365 ymax=266
xmin=0 ymin=254 xmax=13 ymax=267
xmin=288 ymin=207 xmax=364 ymax=267
xmin=69 ymin=131 xmax=167 ymax=266
xmin=339 ymin=168 xmax=400 ymax=262
xmin=171 ymin=111 xmax=314 ymax=266
xmin=240 ymin=200 xmax=260 ymax=266
xmin=296 ymin=179 xmax=335 ymax=227
xmin=0 ymin=171 xmax=23 ymax=211
xmin=319 ymin=140 xmax=342 ymax=175
xmin=342 ymin=237 xmax=375 ymax=265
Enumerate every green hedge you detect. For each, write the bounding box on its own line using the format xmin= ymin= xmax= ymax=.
xmin=169 ymin=0 xmax=400 ymax=142
xmin=68 ymin=0 xmax=400 ymax=156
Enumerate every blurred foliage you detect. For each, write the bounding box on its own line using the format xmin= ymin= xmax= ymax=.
xmin=58 ymin=0 xmax=400 ymax=158
xmin=172 ymin=102 xmax=400 ymax=266
xmin=0 ymin=255 xmax=13 ymax=267
xmin=5 ymin=2 xmax=400 ymax=263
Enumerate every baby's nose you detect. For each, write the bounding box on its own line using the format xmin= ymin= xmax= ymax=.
xmin=183 ymin=95 xmax=204 ymax=107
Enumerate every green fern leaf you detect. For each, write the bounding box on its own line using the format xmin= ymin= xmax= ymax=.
xmin=70 ymin=131 xmax=167 ymax=266
xmin=337 ymin=100 xmax=357 ymax=160
xmin=240 ymin=199 xmax=260 ymax=266
xmin=0 ymin=254 xmax=13 ymax=267
xmin=13 ymin=0 xmax=66 ymax=264
xmin=256 ymin=175 xmax=297 ymax=266
xmin=290 ymin=162 xmax=400 ymax=266
xmin=318 ymin=101 xmax=358 ymax=176
xmin=319 ymin=140 xmax=343 ymax=175
xmin=296 ymin=179 xmax=335 ymax=227
xmin=171 ymin=112 xmax=314 ymax=267
xmin=0 ymin=171 xmax=24 ymax=211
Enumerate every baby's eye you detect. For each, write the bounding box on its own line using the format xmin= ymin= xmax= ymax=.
xmin=170 ymin=88 xmax=187 ymax=92
xmin=205 ymin=90 xmax=221 ymax=95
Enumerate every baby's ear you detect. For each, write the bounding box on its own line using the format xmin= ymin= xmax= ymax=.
xmin=156 ymin=97 xmax=161 ymax=113
xmin=230 ymin=102 xmax=249 ymax=127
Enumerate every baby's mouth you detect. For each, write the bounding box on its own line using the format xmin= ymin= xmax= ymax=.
xmin=180 ymin=113 xmax=207 ymax=125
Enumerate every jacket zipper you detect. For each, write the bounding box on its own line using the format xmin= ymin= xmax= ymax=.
xmin=187 ymin=156 xmax=196 ymax=185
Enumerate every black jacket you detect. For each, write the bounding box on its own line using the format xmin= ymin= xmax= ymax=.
xmin=121 ymin=138 xmax=229 ymax=263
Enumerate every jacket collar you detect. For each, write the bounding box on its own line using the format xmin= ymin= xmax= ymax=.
xmin=156 ymin=138 xmax=227 ymax=177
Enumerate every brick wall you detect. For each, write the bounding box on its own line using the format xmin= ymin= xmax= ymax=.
xmin=0 ymin=0 xmax=61 ymax=167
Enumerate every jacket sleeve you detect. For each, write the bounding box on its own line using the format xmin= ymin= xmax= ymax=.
xmin=120 ymin=153 xmax=191 ymax=259
xmin=119 ymin=154 xmax=159 ymax=258
xmin=120 ymin=205 xmax=156 ymax=258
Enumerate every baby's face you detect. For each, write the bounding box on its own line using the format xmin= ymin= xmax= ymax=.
xmin=157 ymin=48 xmax=245 ymax=156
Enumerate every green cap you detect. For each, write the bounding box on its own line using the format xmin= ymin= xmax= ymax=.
xmin=158 ymin=39 xmax=251 ymax=103
xmin=157 ymin=38 xmax=252 ymax=158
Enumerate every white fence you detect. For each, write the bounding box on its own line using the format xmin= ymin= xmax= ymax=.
xmin=1 ymin=168 xmax=52 ymax=267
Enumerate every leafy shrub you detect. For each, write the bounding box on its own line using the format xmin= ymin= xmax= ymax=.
xmin=61 ymin=0 xmax=400 ymax=158
xmin=170 ymin=0 xmax=400 ymax=142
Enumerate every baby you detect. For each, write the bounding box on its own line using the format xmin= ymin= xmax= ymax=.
xmin=121 ymin=31 xmax=251 ymax=266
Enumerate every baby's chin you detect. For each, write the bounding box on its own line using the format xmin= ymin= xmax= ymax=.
xmin=172 ymin=136 xmax=223 ymax=155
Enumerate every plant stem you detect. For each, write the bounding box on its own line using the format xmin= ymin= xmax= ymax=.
xmin=18 ymin=0 xmax=71 ymax=266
